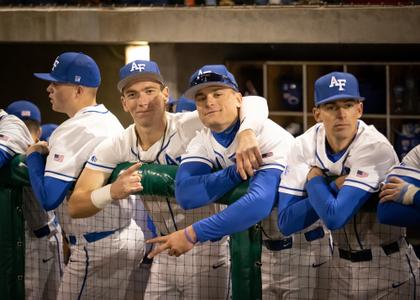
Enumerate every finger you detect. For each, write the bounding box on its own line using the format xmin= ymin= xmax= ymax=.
xmin=147 ymin=243 xmax=170 ymax=259
xmin=125 ymin=162 xmax=142 ymax=174
xmin=388 ymin=177 xmax=403 ymax=184
xmin=246 ymin=151 xmax=259 ymax=170
xmin=243 ymin=159 xmax=254 ymax=178
xmin=253 ymin=148 xmax=263 ymax=167
xmin=146 ymin=236 xmax=168 ymax=244
xmin=235 ymin=154 xmax=247 ymax=179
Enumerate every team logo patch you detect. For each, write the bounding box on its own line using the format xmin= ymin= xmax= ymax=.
xmin=130 ymin=62 xmax=146 ymax=72
xmin=53 ymin=154 xmax=64 ymax=162
xmin=0 ymin=134 xmax=9 ymax=141
xmin=75 ymin=75 xmax=81 ymax=83
xmin=21 ymin=110 xmax=31 ymax=117
xmin=356 ymin=170 xmax=368 ymax=178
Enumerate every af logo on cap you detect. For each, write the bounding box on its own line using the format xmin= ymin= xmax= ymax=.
xmin=329 ymin=76 xmax=346 ymax=91
xmin=130 ymin=62 xmax=146 ymax=72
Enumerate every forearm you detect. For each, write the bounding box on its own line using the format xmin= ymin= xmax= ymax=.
xmin=175 ymin=164 xmax=243 ymax=209
xmin=278 ymin=194 xmax=320 ymax=236
xmin=377 ymin=202 xmax=420 ymax=227
xmin=192 ymin=169 xmax=280 ymax=242
xmin=307 ymin=176 xmax=371 ymax=230
xmin=26 ymin=152 xmax=71 ymax=210
xmin=67 ymin=189 xmax=102 ymax=218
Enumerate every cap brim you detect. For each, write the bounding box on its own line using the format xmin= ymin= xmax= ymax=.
xmin=183 ymin=82 xmax=238 ymax=99
xmin=33 ymin=72 xmax=60 ymax=83
xmin=118 ymin=73 xmax=165 ymax=93
xmin=316 ymin=94 xmax=365 ymax=106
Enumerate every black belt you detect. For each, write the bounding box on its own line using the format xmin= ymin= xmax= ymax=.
xmin=339 ymin=241 xmax=400 ymax=262
xmin=263 ymin=237 xmax=292 ymax=251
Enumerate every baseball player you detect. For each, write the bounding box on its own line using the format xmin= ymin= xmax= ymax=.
xmin=67 ymin=60 xmax=269 ymax=299
xmin=278 ymin=71 xmax=417 ymax=299
xmin=145 ymin=64 xmax=295 ymax=300
xmin=378 ymin=144 xmax=420 ymax=294
xmin=5 ymin=100 xmax=64 ymax=300
xmin=25 ymin=52 xmax=144 ymax=299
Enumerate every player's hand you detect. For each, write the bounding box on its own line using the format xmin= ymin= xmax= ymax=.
xmin=146 ymin=226 xmax=196 ymax=259
xmin=236 ymin=129 xmax=263 ymax=180
xmin=307 ymin=166 xmax=324 ymax=181
xmin=110 ymin=162 xmax=143 ymax=199
xmin=379 ymin=177 xmax=417 ymax=205
xmin=334 ymin=175 xmax=347 ymax=190
xmin=26 ymin=141 xmax=49 ymax=156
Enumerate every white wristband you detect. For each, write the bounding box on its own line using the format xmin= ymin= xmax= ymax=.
xmin=403 ymin=184 xmax=419 ymax=206
xmin=91 ymin=184 xmax=113 ymax=209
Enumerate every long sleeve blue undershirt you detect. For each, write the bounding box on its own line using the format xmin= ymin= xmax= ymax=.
xmin=0 ymin=149 xmax=12 ymax=168
xmin=26 ymin=152 xmax=73 ymax=211
xmin=175 ymin=162 xmax=243 ymax=209
xmin=190 ymin=168 xmax=281 ymax=242
xmin=306 ymin=176 xmax=373 ymax=230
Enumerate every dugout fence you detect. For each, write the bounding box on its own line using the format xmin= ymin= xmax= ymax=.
xmin=0 ymin=156 xmax=262 ymax=300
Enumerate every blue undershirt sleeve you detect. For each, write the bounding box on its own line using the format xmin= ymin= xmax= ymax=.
xmin=0 ymin=149 xmax=12 ymax=168
xmin=414 ymin=190 xmax=420 ymax=209
xmin=307 ymin=176 xmax=372 ymax=230
xmin=175 ymin=161 xmax=243 ymax=210
xmin=277 ymin=193 xmax=320 ymax=236
xmin=377 ymin=201 xmax=420 ymax=227
xmin=26 ymin=152 xmax=73 ymax=211
xmin=192 ymin=169 xmax=281 ymax=242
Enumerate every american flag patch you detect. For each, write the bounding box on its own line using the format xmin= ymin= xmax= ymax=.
xmin=356 ymin=170 xmax=368 ymax=178
xmin=0 ymin=134 xmax=9 ymax=141
xmin=53 ymin=154 xmax=64 ymax=162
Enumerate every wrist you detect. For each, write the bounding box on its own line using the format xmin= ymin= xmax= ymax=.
xmin=403 ymin=184 xmax=419 ymax=205
xmin=91 ymin=184 xmax=113 ymax=209
xmin=184 ymin=227 xmax=197 ymax=245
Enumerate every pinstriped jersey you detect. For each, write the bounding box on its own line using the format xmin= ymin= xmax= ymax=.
xmin=182 ymin=119 xmax=295 ymax=239
xmin=280 ymin=120 xmax=403 ymax=248
xmin=46 ymin=104 xmax=126 ymax=235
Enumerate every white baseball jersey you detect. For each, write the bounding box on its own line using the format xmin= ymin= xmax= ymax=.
xmin=279 ymin=120 xmax=403 ymax=248
xmin=182 ymin=118 xmax=294 ymax=239
xmin=86 ymin=111 xmax=209 ymax=235
xmin=0 ymin=109 xmax=33 ymax=158
xmin=45 ymin=104 xmax=125 ymax=235
xmin=401 ymin=144 xmax=420 ymax=169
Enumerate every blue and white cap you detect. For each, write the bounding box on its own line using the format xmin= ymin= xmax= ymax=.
xmin=40 ymin=123 xmax=58 ymax=142
xmin=117 ymin=60 xmax=165 ymax=93
xmin=34 ymin=52 xmax=101 ymax=88
xmin=184 ymin=65 xmax=239 ymax=99
xmin=6 ymin=100 xmax=41 ymax=123
xmin=314 ymin=71 xmax=365 ymax=106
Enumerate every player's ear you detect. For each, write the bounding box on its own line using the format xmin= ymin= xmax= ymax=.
xmin=234 ymin=91 xmax=242 ymax=108
xmin=313 ymin=106 xmax=322 ymax=122
xmin=357 ymin=101 xmax=363 ymax=118
xmin=161 ymin=86 xmax=169 ymax=101
xmin=121 ymin=95 xmax=129 ymax=113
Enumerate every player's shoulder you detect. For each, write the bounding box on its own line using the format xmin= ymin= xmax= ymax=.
xmin=402 ymin=145 xmax=420 ymax=169
xmin=261 ymin=119 xmax=295 ymax=142
xmin=353 ymin=120 xmax=393 ymax=151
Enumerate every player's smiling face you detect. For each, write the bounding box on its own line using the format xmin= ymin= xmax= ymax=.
xmin=194 ymin=86 xmax=242 ymax=133
xmin=121 ymin=80 xmax=168 ymax=127
xmin=314 ymin=99 xmax=363 ymax=147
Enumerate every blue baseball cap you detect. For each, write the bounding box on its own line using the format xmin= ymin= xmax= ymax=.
xmin=175 ymin=97 xmax=196 ymax=112
xmin=34 ymin=52 xmax=101 ymax=88
xmin=117 ymin=60 xmax=165 ymax=93
xmin=6 ymin=100 xmax=41 ymax=123
xmin=40 ymin=123 xmax=58 ymax=142
xmin=314 ymin=72 xmax=365 ymax=106
xmin=184 ymin=65 xmax=239 ymax=99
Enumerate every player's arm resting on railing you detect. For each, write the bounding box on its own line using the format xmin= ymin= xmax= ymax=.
xmin=377 ymin=176 xmax=420 ymax=226
xmin=175 ymin=162 xmax=243 ymax=209
xmin=68 ymin=162 xmax=142 ymax=218
xmin=147 ymin=168 xmax=280 ymax=258
xmin=26 ymin=150 xmax=73 ymax=211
